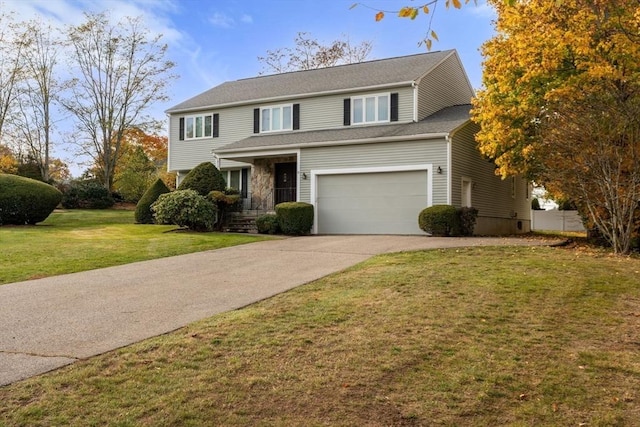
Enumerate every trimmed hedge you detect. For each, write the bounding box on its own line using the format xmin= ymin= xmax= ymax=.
xmin=135 ymin=178 xmax=171 ymax=224
xmin=418 ymin=205 xmax=462 ymax=237
xmin=256 ymin=213 xmax=280 ymax=234
xmin=0 ymin=173 xmax=62 ymax=225
xmin=151 ymin=189 xmax=217 ymax=232
xmin=275 ymin=202 xmax=313 ymax=235
xmin=177 ymin=162 xmax=226 ymax=196
xmin=61 ymin=180 xmax=114 ymax=209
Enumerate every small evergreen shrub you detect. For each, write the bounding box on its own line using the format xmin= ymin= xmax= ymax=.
xmin=151 ymin=189 xmax=216 ymax=232
xmin=275 ymin=202 xmax=314 ymax=235
xmin=135 ymin=178 xmax=171 ymax=224
xmin=177 ymin=162 xmax=226 ymax=196
xmin=531 ymin=198 xmax=542 ymax=210
xmin=458 ymin=206 xmax=479 ymax=236
xmin=0 ymin=173 xmax=62 ymax=225
xmin=256 ymin=213 xmax=280 ymax=234
xmin=418 ymin=205 xmax=461 ymax=236
xmin=61 ymin=180 xmax=114 ymax=209
xmin=208 ymin=189 xmax=242 ymax=231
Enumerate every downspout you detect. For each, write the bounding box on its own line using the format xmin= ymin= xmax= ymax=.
xmin=446 ymin=134 xmax=452 ymax=205
xmin=412 ymin=81 xmax=418 ymax=122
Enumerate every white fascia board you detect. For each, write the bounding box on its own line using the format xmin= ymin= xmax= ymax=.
xmin=165 ymin=81 xmax=415 ymax=115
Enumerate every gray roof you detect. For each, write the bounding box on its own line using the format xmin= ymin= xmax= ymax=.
xmin=166 ymin=50 xmax=455 ymax=113
xmin=216 ymin=104 xmax=472 ymax=154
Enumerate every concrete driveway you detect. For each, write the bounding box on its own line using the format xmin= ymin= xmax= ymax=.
xmin=0 ymin=234 xmax=553 ymax=387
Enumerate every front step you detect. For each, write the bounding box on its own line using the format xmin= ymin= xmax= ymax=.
xmin=223 ymin=213 xmax=259 ymax=233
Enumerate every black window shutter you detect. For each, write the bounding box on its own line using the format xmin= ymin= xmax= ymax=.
xmin=241 ymin=168 xmax=248 ymax=198
xmin=390 ymin=93 xmax=399 ymax=122
xmin=343 ymin=98 xmax=351 ymax=126
xmin=293 ymin=104 xmax=300 ymax=130
xmin=179 ymin=117 xmax=185 ymax=140
xmin=253 ymin=108 xmax=260 ymax=134
xmin=212 ymin=113 xmax=219 ymax=138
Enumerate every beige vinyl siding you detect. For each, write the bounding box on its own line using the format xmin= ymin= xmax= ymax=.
xmin=450 ymin=121 xmax=530 ymax=222
xmin=417 ymin=53 xmax=475 ymax=120
xmin=168 ymin=107 xmax=255 ymax=171
xmin=169 ymin=86 xmax=416 ymax=171
xmin=299 ymin=86 xmax=414 ymax=130
xmin=299 ymin=139 xmax=448 ymax=204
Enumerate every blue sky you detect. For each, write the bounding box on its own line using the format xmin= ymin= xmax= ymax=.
xmin=3 ymin=0 xmax=495 ymax=173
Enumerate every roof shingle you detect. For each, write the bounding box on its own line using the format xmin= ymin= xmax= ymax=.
xmin=166 ymin=50 xmax=455 ymax=113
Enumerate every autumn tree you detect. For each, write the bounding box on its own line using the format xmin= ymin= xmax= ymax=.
xmin=113 ymin=128 xmax=174 ymax=202
xmin=258 ymin=32 xmax=372 ymax=74
xmin=472 ymin=0 xmax=640 ymax=253
xmin=0 ymin=143 xmax=17 ymax=173
xmin=62 ymin=12 xmax=176 ymax=191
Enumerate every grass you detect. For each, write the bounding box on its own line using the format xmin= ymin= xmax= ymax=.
xmin=1 ymin=245 xmax=639 ymax=425
xmin=0 ymin=209 xmax=269 ymax=285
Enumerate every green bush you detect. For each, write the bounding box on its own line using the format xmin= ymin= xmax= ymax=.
xmin=458 ymin=206 xmax=479 ymax=236
xmin=208 ymin=189 xmax=242 ymax=231
xmin=151 ymin=189 xmax=217 ymax=232
xmin=418 ymin=205 xmax=461 ymax=237
xmin=275 ymin=202 xmax=314 ymax=235
xmin=256 ymin=213 xmax=280 ymax=234
xmin=177 ymin=162 xmax=226 ymax=196
xmin=531 ymin=198 xmax=542 ymax=210
xmin=61 ymin=180 xmax=114 ymax=209
xmin=135 ymin=178 xmax=171 ymax=224
xmin=0 ymin=173 xmax=62 ymax=225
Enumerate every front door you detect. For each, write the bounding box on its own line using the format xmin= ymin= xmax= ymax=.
xmin=275 ymin=162 xmax=297 ymax=205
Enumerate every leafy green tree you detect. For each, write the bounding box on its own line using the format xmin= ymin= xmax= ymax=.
xmin=177 ymin=162 xmax=226 ymax=196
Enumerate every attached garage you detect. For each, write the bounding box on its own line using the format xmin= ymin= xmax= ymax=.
xmin=313 ymin=166 xmax=432 ymax=235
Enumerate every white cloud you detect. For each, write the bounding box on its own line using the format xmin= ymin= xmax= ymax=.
xmin=209 ymin=12 xmax=235 ymax=29
xmin=240 ymin=14 xmax=253 ymax=24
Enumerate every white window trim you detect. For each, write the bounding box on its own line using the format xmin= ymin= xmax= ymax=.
xmin=184 ymin=113 xmax=213 ymax=140
xmin=351 ymin=93 xmax=391 ymax=125
xmin=260 ymin=103 xmax=293 ymax=133
xmin=461 ymin=176 xmax=473 ymax=208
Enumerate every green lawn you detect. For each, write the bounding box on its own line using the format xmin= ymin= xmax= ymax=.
xmin=0 ymin=209 xmax=269 ymax=285
xmin=1 ymin=245 xmax=639 ymax=426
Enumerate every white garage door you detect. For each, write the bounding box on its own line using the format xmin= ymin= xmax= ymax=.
xmin=316 ymin=170 xmax=428 ymax=234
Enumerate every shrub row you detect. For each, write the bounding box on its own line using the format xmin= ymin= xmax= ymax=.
xmin=418 ymin=205 xmax=478 ymax=237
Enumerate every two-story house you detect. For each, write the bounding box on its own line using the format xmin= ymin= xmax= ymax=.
xmin=166 ymin=50 xmax=531 ymax=235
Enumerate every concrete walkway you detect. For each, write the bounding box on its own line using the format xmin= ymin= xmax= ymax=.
xmin=0 ymin=235 xmax=554 ymax=387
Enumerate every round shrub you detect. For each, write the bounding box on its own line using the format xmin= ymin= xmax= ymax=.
xmin=177 ymin=162 xmax=226 ymax=196
xmin=275 ymin=202 xmax=314 ymax=235
xmin=256 ymin=213 xmax=280 ymax=234
xmin=418 ymin=205 xmax=461 ymax=237
xmin=151 ymin=189 xmax=217 ymax=232
xmin=0 ymin=173 xmax=62 ymax=225
xmin=61 ymin=180 xmax=114 ymax=209
xmin=135 ymin=178 xmax=171 ymax=224
xmin=458 ymin=206 xmax=479 ymax=236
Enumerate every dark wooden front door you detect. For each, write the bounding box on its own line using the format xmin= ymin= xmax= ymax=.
xmin=275 ymin=162 xmax=297 ymax=205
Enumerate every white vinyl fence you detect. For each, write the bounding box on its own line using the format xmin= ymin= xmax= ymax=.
xmin=531 ymin=210 xmax=586 ymax=232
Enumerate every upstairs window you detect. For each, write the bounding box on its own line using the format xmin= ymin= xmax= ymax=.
xmin=344 ymin=93 xmax=398 ymax=126
xmin=179 ymin=113 xmax=219 ymax=140
xmin=261 ymin=104 xmax=292 ymax=132
xmin=352 ymin=94 xmax=389 ymax=124
xmin=254 ymin=104 xmax=300 ymax=134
